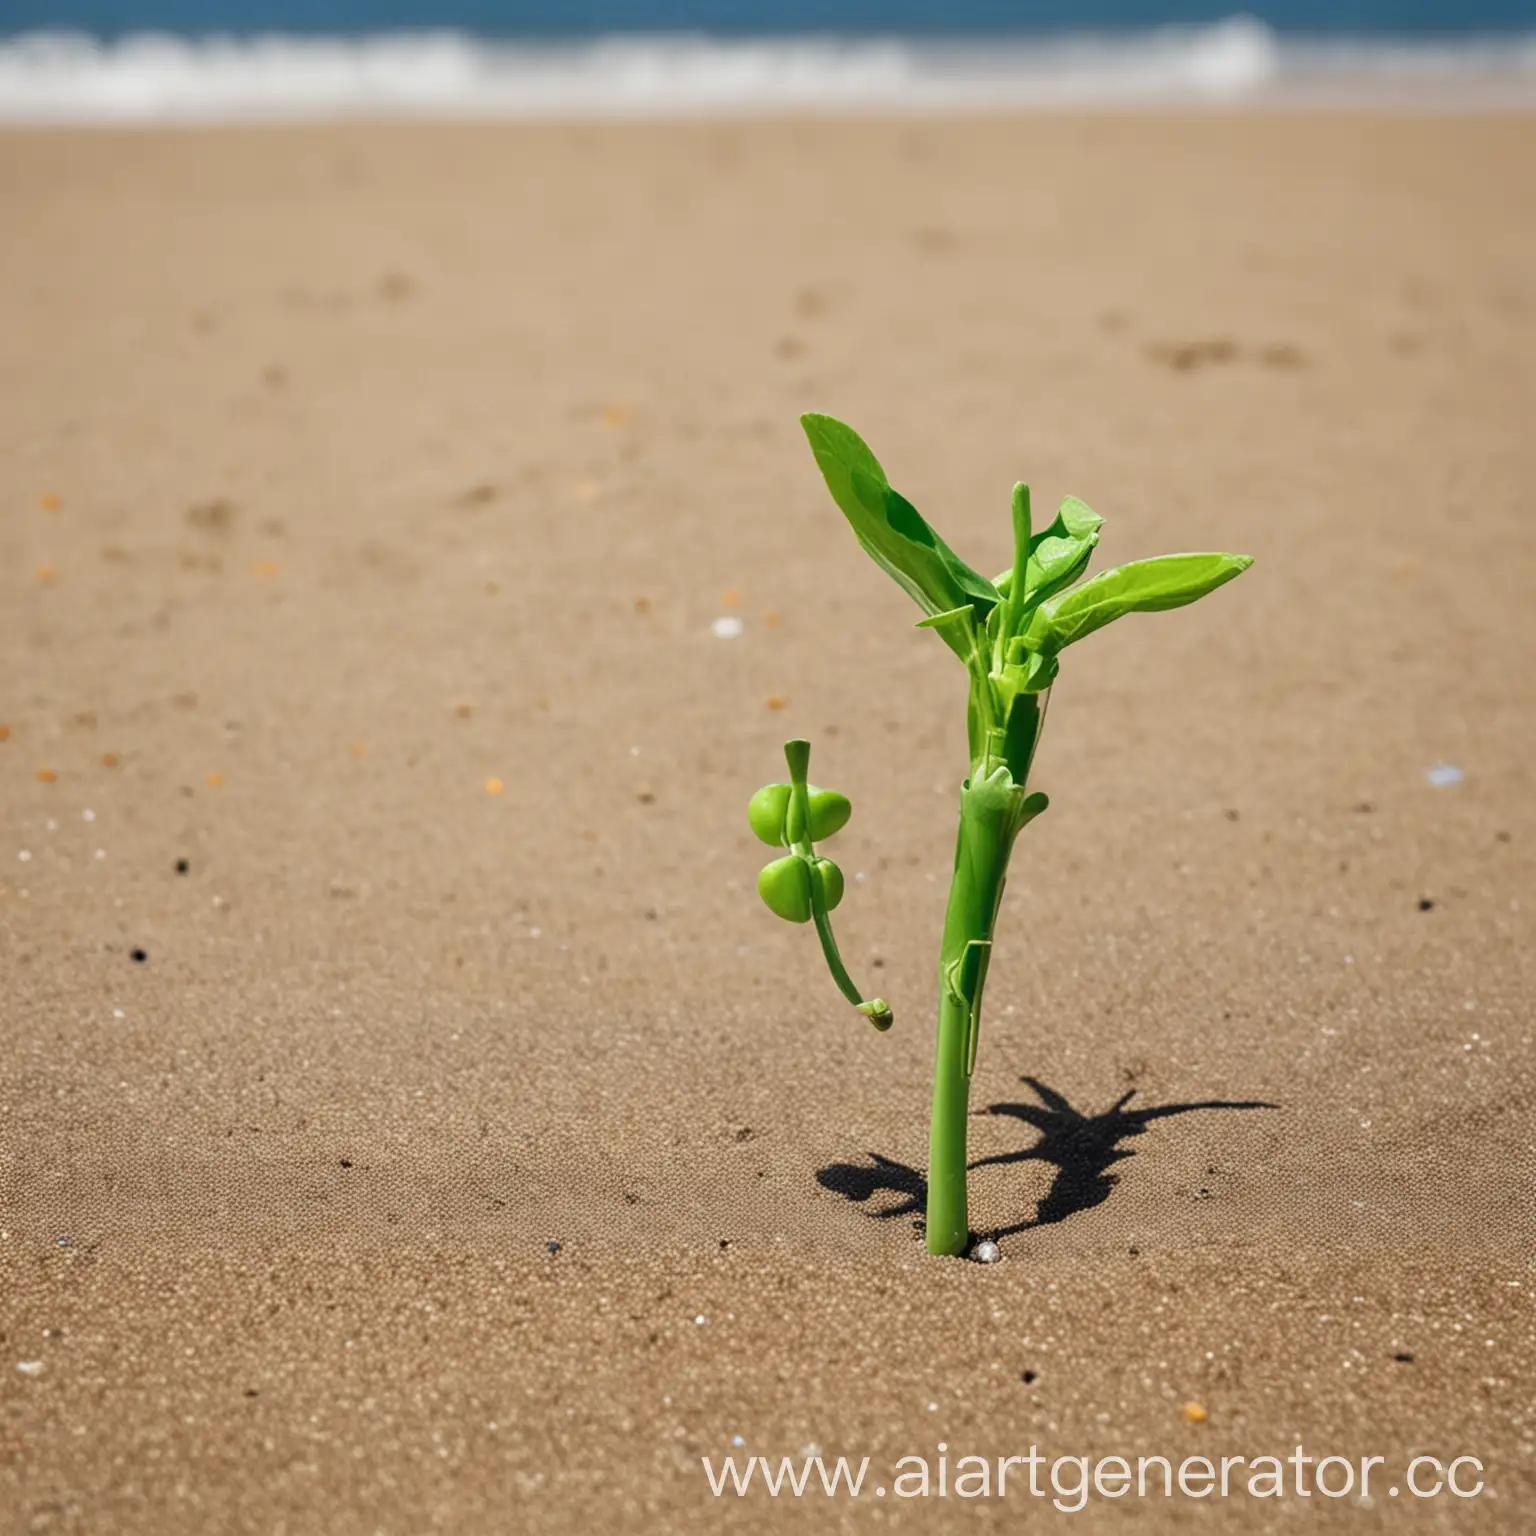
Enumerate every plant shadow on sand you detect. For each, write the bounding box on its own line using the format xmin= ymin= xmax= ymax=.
xmin=816 ymin=1076 xmax=1278 ymax=1247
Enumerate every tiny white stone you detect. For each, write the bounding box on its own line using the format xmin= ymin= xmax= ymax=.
xmin=82 ymin=808 xmax=96 ymax=822
xmin=711 ymin=615 xmax=744 ymax=639
xmin=732 ymin=1434 xmax=745 ymax=1447
xmin=112 ymin=1009 xmax=125 ymax=1019
xmin=694 ymin=1314 xmax=706 ymax=1325
xmin=94 ymin=849 xmax=106 ymax=860
xmin=1425 ymin=763 xmax=1464 ymax=787
xmin=17 ymin=851 xmax=31 ymax=862
xmin=16 ymin=1361 xmax=43 ymax=1376
xmin=972 ymin=1240 xmax=1002 ymax=1264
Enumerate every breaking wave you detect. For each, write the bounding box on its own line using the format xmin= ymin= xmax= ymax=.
xmin=0 ymin=18 xmax=1532 ymax=123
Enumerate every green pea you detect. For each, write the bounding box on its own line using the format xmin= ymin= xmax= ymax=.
xmin=748 ymin=783 xmax=793 ymax=847
xmin=814 ymin=856 xmax=844 ymax=912
xmin=806 ymin=789 xmax=852 ymax=842
xmin=758 ymin=854 xmax=813 ymax=923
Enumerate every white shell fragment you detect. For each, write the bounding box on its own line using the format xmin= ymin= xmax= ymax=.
xmin=971 ymin=1240 xmax=1002 ymax=1264
xmin=711 ymin=616 xmax=744 ymax=639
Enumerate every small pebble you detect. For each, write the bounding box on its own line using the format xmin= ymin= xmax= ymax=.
xmin=485 ymin=778 xmax=504 ymax=795
xmin=130 ymin=948 xmax=147 ymax=964
xmin=1184 ymin=1402 xmax=1208 ymax=1424
xmin=82 ymin=808 xmax=95 ymax=822
xmin=175 ymin=858 xmax=190 ymax=875
xmin=546 ymin=1240 xmax=561 ymax=1255
xmin=1424 ymin=763 xmax=1463 ymax=787
xmin=971 ymin=1239 xmax=1001 ymax=1264
xmin=711 ymin=616 xmax=744 ymax=640
xmin=16 ymin=1361 xmax=43 ymax=1376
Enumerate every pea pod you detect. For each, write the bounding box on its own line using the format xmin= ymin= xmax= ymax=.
xmin=807 ymin=789 xmax=851 ymax=842
xmin=814 ymin=856 xmax=844 ymax=912
xmin=758 ymin=855 xmax=813 ymax=923
xmin=748 ymin=784 xmax=794 ymax=847
xmin=757 ymin=854 xmax=844 ymax=922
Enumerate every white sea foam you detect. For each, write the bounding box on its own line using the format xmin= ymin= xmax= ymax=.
xmin=0 ymin=19 xmax=1532 ymax=125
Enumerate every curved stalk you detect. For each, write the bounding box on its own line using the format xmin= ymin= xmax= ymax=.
xmin=783 ymin=740 xmax=892 ymax=1030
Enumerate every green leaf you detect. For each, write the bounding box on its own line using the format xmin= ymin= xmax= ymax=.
xmin=992 ymin=496 xmax=1103 ymax=608
xmin=914 ymin=603 xmax=983 ymax=665
xmin=1025 ymin=496 xmax=1103 ymax=604
xmin=1021 ymin=650 xmax=1059 ymax=692
xmin=801 ymin=414 xmax=999 ymax=625
xmin=1055 ymin=495 xmax=1103 ymax=541
xmin=1022 ymin=552 xmax=1253 ymax=652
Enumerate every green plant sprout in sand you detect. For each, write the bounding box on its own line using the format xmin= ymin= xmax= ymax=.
xmin=748 ymin=414 xmax=1253 ymax=1259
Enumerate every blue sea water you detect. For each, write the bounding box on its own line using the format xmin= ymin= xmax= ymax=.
xmin=2 ymin=0 xmax=1533 ymax=35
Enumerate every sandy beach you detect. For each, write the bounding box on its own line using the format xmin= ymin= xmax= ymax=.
xmin=2 ymin=112 xmax=1534 ymax=1531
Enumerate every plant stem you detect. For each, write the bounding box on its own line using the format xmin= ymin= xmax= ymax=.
xmin=995 ymin=482 xmax=1032 ymax=674
xmin=925 ymin=770 xmax=1019 ymax=1257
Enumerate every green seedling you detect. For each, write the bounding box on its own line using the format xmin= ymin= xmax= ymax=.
xmin=749 ymin=414 xmax=1253 ymax=1257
